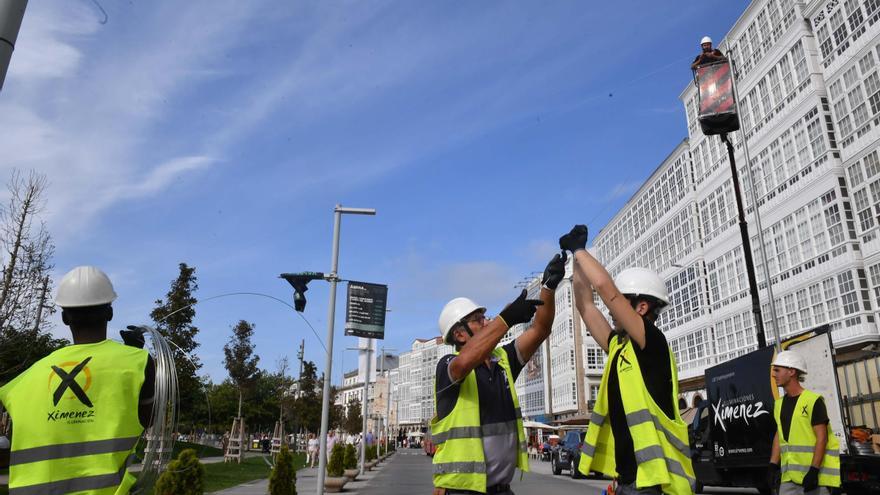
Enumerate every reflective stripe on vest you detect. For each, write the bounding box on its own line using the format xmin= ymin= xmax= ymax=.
xmin=0 ymin=340 xmax=148 ymax=495
xmin=773 ymin=390 xmax=842 ymax=488
xmin=431 ymin=347 xmax=529 ymax=492
xmin=577 ymin=334 xmax=695 ymax=495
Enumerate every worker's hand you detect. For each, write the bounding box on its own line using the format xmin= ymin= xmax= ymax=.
xmin=559 ymin=225 xmax=588 ymax=253
xmin=497 ymin=290 xmax=544 ymax=329
xmin=120 ymin=326 xmax=146 ymax=348
xmin=432 ymin=488 xmax=446 ymax=495
xmin=801 ymin=466 xmax=819 ymax=492
xmin=542 ymin=252 xmax=567 ymax=290
xmin=766 ymin=463 xmax=780 ymax=491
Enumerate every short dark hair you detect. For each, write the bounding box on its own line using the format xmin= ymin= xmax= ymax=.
xmin=624 ymin=294 xmax=665 ymax=320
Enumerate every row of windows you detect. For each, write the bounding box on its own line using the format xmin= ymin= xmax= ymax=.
xmin=828 ymin=42 xmax=880 ymax=148
xmin=745 ymin=107 xmax=831 ymax=206
xmin=814 ymin=0 xmax=880 ymax=68
xmin=845 ymin=150 xmax=880 ymax=238
xmin=738 ymin=40 xmax=811 ymax=140
xmin=658 ymin=264 xmax=705 ymax=328
xmin=602 ymin=208 xmax=699 ymax=276
xmin=551 ymin=382 xmax=578 ymax=410
xmin=713 ymin=311 xmax=758 ymax=363
xmin=762 ymin=268 xmax=870 ymax=337
xmin=593 ymin=153 xmax=690 ymax=263
xmin=688 ymin=126 xmax=730 ymax=184
xmin=727 ymin=0 xmax=798 ymax=80
xmin=706 ymin=246 xmax=748 ymax=311
xmin=670 ymin=327 xmax=710 ymax=371
xmin=753 ymin=189 xmax=849 ymax=281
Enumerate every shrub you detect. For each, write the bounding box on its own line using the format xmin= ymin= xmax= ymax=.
xmin=269 ymin=444 xmax=297 ymax=495
xmin=366 ymin=445 xmax=377 ymax=461
xmin=154 ymin=448 xmax=205 ymax=495
xmin=327 ymin=443 xmax=345 ymax=477
xmin=343 ymin=443 xmax=357 ymax=470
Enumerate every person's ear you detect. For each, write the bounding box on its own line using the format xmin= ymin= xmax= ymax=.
xmin=61 ymin=309 xmax=69 ymax=326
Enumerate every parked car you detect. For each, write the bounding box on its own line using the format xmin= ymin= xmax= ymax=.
xmin=551 ymin=430 xmax=586 ymax=478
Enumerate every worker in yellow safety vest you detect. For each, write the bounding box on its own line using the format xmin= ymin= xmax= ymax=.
xmin=431 ymin=251 xmax=565 ymax=495
xmin=559 ymin=225 xmax=695 ymax=495
xmin=0 ymin=266 xmax=155 ymax=495
xmin=768 ymin=350 xmax=841 ymax=495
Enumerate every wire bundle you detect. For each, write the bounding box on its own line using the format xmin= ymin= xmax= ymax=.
xmin=135 ymin=325 xmax=179 ymax=492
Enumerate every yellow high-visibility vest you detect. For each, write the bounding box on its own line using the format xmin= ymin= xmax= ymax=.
xmin=578 ymin=334 xmax=695 ymax=494
xmin=773 ymin=389 xmax=841 ymax=488
xmin=431 ymin=347 xmax=528 ymax=493
xmin=0 ymin=339 xmax=148 ymax=495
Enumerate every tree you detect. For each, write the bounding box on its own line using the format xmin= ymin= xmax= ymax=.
xmin=0 ymin=170 xmax=55 ymax=333
xmin=269 ymin=444 xmax=297 ymax=495
xmin=223 ymin=320 xmax=260 ymax=419
xmin=150 ymin=263 xmax=203 ymax=427
xmin=344 ymin=398 xmax=363 ymax=435
xmin=292 ymin=360 xmax=320 ymax=434
xmin=0 ymin=170 xmax=64 ymax=386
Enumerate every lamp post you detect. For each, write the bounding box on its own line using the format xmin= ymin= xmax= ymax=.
xmin=0 ymin=0 xmax=27 ymax=92
xmin=378 ymin=346 xmax=398 ymax=457
xmin=314 ymin=205 xmax=375 ymax=495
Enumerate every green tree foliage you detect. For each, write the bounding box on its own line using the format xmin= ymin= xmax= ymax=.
xmin=344 ymin=399 xmax=362 ymax=435
xmin=366 ymin=445 xmax=377 ymax=462
xmin=327 ymin=443 xmax=345 ymax=477
xmin=0 ymin=328 xmax=66 ymax=385
xmin=291 ymin=361 xmax=320 ymax=433
xmin=223 ymin=320 xmax=260 ymax=418
xmin=343 ymin=443 xmax=357 ymax=470
xmin=150 ymin=263 xmax=203 ymax=427
xmin=269 ymin=444 xmax=297 ymax=495
xmin=154 ymin=448 xmax=205 ymax=495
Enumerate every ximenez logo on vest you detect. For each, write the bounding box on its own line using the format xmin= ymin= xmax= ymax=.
xmin=47 ymin=357 xmax=97 ymax=424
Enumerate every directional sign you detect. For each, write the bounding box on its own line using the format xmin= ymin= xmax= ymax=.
xmin=344 ymin=281 xmax=388 ymax=339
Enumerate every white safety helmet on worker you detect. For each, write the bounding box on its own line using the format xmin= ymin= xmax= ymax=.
xmin=772 ymin=350 xmax=807 ymax=374
xmin=55 ymin=266 xmax=118 ymax=308
xmin=439 ymin=297 xmax=486 ymax=343
xmin=701 ymin=36 xmax=712 ymax=45
xmin=614 ymin=267 xmax=670 ymax=311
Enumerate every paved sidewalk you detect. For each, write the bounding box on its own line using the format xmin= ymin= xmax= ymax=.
xmin=209 ymin=454 xmax=389 ymax=494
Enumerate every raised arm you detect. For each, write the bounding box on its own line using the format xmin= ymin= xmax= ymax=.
xmin=560 ymin=225 xmax=647 ymax=349
xmin=515 ymin=253 xmax=565 ymax=363
xmin=572 ymin=261 xmax=612 ymax=353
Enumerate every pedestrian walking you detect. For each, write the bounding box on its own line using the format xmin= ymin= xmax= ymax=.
xmin=431 ymin=251 xmax=566 ymax=495
xmin=560 ymin=225 xmax=694 ymax=494
xmin=768 ymin=350 xmax=841 ymax=495
xmin=307 ymin=433 xmax=319 ymax=468
xmin=0 ymin=266 xmax=155 ymax=495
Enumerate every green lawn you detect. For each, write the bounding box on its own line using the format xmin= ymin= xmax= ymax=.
xmin=203 ymin=452 xmax=306 ymax=493
xmin=135 ymin=440 xmax=224 ymax=460
xmin=0 ymin=450 xmax=303 ymax=494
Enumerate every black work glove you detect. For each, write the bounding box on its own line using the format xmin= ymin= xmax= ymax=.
xmin=559 ymin=225 xmax=588 ymax=253
xmin=766 ymin=463 xmax=780 ymax=491
xmin=120 ymin=325 xmax=146 ymax=349
xmin=801 ymin=466 xmax=819 ymax=492
xmin=498 ymin=290 xmax=544 ymax=329
xmin=542 ymin=252 xmax=567 ymax=290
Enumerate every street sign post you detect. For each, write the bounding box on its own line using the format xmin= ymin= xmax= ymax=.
xmin=344 ymin=281 xmax=387 ymax=339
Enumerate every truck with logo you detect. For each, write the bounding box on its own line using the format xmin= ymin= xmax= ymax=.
xmin=688 ymin=325 xmax=880 ymax=494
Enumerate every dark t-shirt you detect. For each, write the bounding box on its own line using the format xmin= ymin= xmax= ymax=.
xmin=605 ymin=319 xmax=674 ymax=484
xmin=693 ymin=49 xmax=726 ymax=67
xmin=779 ymin=394 xmax=829 ymax=442
xmin=435 ymin=340 xmax=525 ymax=423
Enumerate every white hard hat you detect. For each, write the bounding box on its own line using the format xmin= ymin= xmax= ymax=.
xmin=701 ymin=36 xmax=712 ymax=45
xmin=772 ymin=350 xmax=807 ymax=374
xmin=438 ymin=297 xmax=486 ymax=343
xmin=614 ymin=267 xmax=670 ymax=309
xmin=55 ymin=266 xmax=117 ymax=308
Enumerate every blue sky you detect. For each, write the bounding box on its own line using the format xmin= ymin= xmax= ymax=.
xmin=1 ymin=0 xmax=749 ymax=384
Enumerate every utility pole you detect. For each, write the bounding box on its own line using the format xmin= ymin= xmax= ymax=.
xmin=359 ymin=339 xmax=372 ymax=476
xmin=0 ymin=0 xmax=27 ymax=92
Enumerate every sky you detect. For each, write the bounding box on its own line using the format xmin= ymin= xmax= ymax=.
xmin=1 ymin=0 xmax=750 ymax=385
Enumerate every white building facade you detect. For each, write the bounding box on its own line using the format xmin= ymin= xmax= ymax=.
xmin=395 ymin=337 xmax=455 ymax=433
